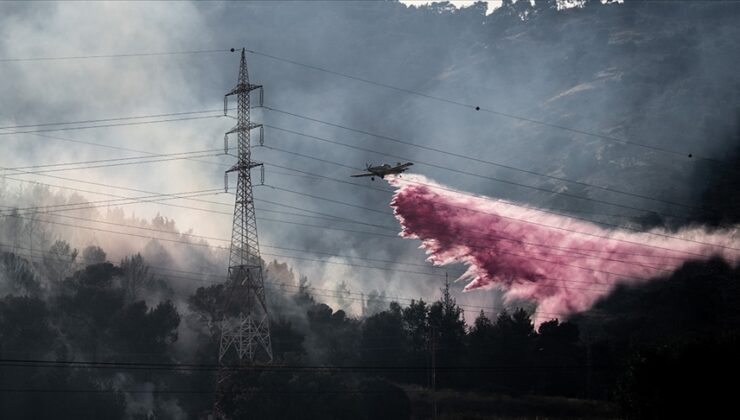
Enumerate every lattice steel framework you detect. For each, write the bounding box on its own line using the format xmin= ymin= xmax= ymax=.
xmin=219 ymin=48 xmax=272 ymax=364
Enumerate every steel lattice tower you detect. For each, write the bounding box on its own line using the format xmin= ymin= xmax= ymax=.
xmin=219 ymin=48 xmax=272 ymax=364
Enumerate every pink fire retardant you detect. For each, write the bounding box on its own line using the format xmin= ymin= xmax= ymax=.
xmin=388 ymin=174 xmax=740 ymax=319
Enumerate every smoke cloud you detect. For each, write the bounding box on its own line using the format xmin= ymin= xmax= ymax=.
xmin=389 ymin=174 xmax=740 ymax=318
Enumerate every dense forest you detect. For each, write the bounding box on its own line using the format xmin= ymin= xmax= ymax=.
xmin=1 ymin=236 xmax=739 ymax=418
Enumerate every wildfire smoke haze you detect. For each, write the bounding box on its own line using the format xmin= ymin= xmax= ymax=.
xmin=388 ymin=174 xmax=740 ymax=319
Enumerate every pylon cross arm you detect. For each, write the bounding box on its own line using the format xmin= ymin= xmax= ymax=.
xmin=226 ymin=122 xmax=262 ymax=136
xmin=225 ymin=83 xmax=262 ymax=97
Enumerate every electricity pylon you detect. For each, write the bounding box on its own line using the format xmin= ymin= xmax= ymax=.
xmin=218 ymin=48 xmax=272 ymax=364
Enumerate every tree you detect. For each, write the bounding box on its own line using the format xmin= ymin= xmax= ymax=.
xmin=334 ymin=279 xmax=351 ymax=311
xmin=0 ymin=252 xmax=42 ymax=297
xmin=365 ymin=289 xmax=388 ymax=316
xmin=112 ymin=300 xmax=180 ymax=362
xmin=54 ymin=262 xmax=125 ymax=359
xmin=467 ymin=310 xmax=496 ymax=389
xmin=42 ymin=240 xmax=78 ymax=283
xmin=120 ymin=253 xmax=150 ymax=302
xmin=489 ymin=308 xmax=537 ymax=394
xmin=119 ymin=253 xmax=172 ymax=303
xmin=0 ymin=295 xmax=56 ymax=356
xmin=270 ymin=316 xmax=306 ymax=362
xmin=82 ymin=245 xmax=107 ymax=265
xmin=361 ymin=303 xmax=406 ymax=372
xmin=307 ymin=303 xmax=361 ymax=365
xmin=188 ymin=283 xmax=227 ymax=324
xmin=294 ymin=275 xmax=314 ymax=306
xmin=428 ymin=281 xmax=466 ymax=387
xmin=536 ymin=319 xmax=584 ymax=396
xmin=402 ymin=299 xmax=429 ymax=384
xmin=617 ymin=335 xmax=740 ymax=419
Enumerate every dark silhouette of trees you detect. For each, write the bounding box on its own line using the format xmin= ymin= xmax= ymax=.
xmin=41 ymin=240 xmax=77 ymax=283
xmin=0 ymin=251 xmax=41 ymax=297
xmin=535 ymin=319 xmax=585 ymax=396
xmin=307 ymin=303 xmax=360 ymax=365
xmin=467 ymin=310 xmax=496 ymax=389
xmin=81 ymin=245 xmax=107 ymax=265
xmin=402 ymin=299 xmax=430 ymax=384
xmin=617 ymin=335 xmax=740 ymax=419
xmin=0 ymin=295 xmax=55 ymax=356
xmin=428 ymin=281 xmax=466 ymax=387
xmin=111 ymin=300 xmax=180 ymax=362
xmin=119 ymin=253 xmax=172 ymax=304
xmin=0 ymin=257 xmax=160 ymax=419
xmin=270 ymin=316 xmax=306 ymax=362
xmin=361 ymin=302 xmax=406 ymax=375
xmin=365 ymin=289 xmax=388 ymax=316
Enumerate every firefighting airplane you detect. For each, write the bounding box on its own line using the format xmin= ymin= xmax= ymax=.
xmin=350 ymin=162 xmax=414 ymax=181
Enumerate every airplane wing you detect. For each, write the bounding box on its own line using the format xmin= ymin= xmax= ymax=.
xmin=350 ymin=172 xmax=374 ymax=177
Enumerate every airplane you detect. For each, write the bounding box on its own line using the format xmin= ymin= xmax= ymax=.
xmin=350 ymin=162 xmax=413 ymax=181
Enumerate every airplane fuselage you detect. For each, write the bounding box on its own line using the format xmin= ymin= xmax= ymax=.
xmin=350 ymin=162 xmax=413 ymax=180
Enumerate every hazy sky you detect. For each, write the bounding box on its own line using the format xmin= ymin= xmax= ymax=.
xmin=1 ymin=0 xmax=738 ymax=316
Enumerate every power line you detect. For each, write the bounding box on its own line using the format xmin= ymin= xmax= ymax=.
xmin=266 ymin=180 xmax=739 ymax=256
xmin=2 ymin=107 xmax=717 ymax=221
xmin=3 ymin=195 xmax=406 ymax=249
xmin=0 ymin=108 xmax=232 ymax=131
xmin=0 ymin=208 xmax=679 ymax=292
xmin=4 ymin=109 xmax=727 ymax=235
xmin=4 ymin=162 xmax=724 ymax=266
xmin=0 ymin=215 xmax=445 ymax=279
xmin=257 ymin=139 xmax=740 ymax=253
xmin=3 ymin=203 xmax=634 ymax=293
xmin=2 ymin=152 xmax=225 ymax=175
xmin=267 ymin=184 xmax=389 ymax=215
xmin=0 ymin=358 xmax=612 ymax=373
xmin=1 ymin=165 xmax=236 ymax=213
xmin=0 ymin=242 xmax=577 ymax=319
xmin=0 ymin=41 xmax=729 ymax=167
xmin=43 ymin=210 xmax=411 ymax=262
xmin=263 ymin=158 xmax=683 ymax=221
xmin=259 ymin=168 xmax=697 ymax=261
xmin=243 ymin=48 xmax=728 ymax=164
xmin=25 ymin=131 xmax=231 ymax=170
xmin=0 ymin=48 xmax=232 ymax=63
xmin=0 ymin=114 xmax=222 ymax=136
xmin=2 ymin=193 xmax=674 ymax=283
xmin=13 ymin=121 xmax=704 ymax=228
xmin=0 ymin=173 xmax=401 ymax=234
xmin=42 ymin=176 xmax=706 ymax=268
xmin=2 ymin=148 xmax=226 ymax=172
xmin=262 ymin=143 xmax=688 ymax=221
xmin=3 ymin=176 xmax=712 ymax=292
xmin=3 ymin=149 xmax=733 ymax=287
xmin=264 ymin=106 xmax=712 ymax=213
xmin=4 ymin=151 xmax=729 ymax=263
xmin=0 ymin=186 xmax=227 ymax=217
xmin=265 ymin=123 xmax=699 ymax=222
xmin=7 ymin=244 xmax=601 ymax=321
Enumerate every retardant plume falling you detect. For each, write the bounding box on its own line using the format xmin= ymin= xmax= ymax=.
xmin=388 ymin=174 xmax=740 ymax=319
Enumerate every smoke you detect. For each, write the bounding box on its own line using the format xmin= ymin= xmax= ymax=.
xmin=388 ymin=174 xmax=740 ymax=319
